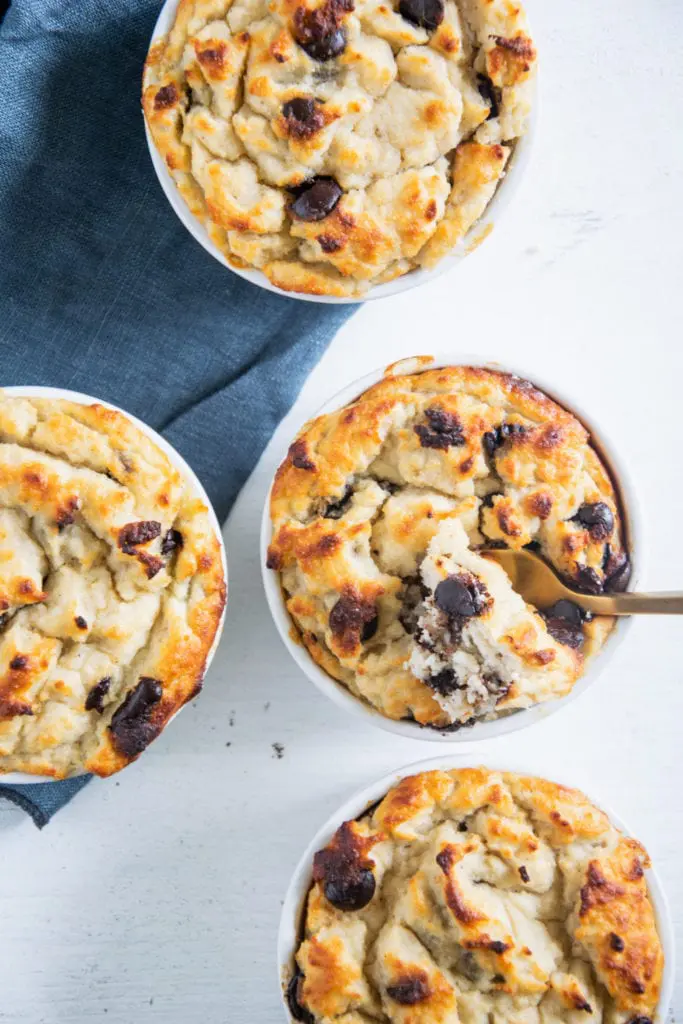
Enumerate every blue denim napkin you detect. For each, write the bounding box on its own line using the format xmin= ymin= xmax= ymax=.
xmin=0 ymin=0 xmax=356 ymax=826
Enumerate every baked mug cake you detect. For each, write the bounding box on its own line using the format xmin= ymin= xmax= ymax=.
xmin=142 ymin=0 xmax=536 ymax=297
xmin=266 ymin=363 xmax=631 ymax=732
xmin=0 ymin=392 xmax=226 ymax=778
xmin=286 ymin=767 xmax=665 ymax=1024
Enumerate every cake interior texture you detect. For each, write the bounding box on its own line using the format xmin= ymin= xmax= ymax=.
xmin=0 ymin=394 xmax=225 ymax=778
xmin=267 ymin=365 xmax=630 ymax=730
xmin=289 ymin=768 xmax=663 ymax=1024
xmin=143 ymin=0 xmax=536 ymax=296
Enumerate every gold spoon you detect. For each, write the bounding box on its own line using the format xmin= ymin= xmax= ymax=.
xmin=481 ymin=548 xmax=683 ymax=615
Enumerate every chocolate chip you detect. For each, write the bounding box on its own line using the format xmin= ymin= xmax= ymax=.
xmin=323 ymin=487 xmax=352 ymax=519
xmin=492 ymin=974 xmax=506 ymax=984
xmin=543 ymin=617 xmax=584 ymax=649
xmin=283 ymin=97 xmax=325 ymax=138
xmin=477 ymin=74 xmax=499 ymax=118
xmin=324 ymin=867 xmax=375 ymax=911
xmin=286 ymin=969 xmax=315 ymax=1024
xmin=74 ymin=616 xmax=88 ymax=630
xmin=118 ymin=521 xmax=161 ymax=550
xmin=489 ymin=941 xmax=508 ymax=954
xmin=483 ymin=422 xmax=527 ymax=457
xmin=434 ymin=574 xmax=485 ymax=618
xmin=386 ymin=977 xmax=430 ymax=1005
xmin=161 ymin=529 xmax=183 ymax=556
xmin=110 ymin=677 xmax=163 ymax=759
xmin=9 ymin=655 xmax=28 ymax=671
xmin=398 ymin=0 xmax=444 ymax=29
xmin=427 ymin=668 xmax=460 ymax=696
xmin=542 ymin=599 xmax=587 ymax=648
xmin=290 ymin=177 xmax=342 ymax=221
xmin=293 ymin=0 xmax=353 ymax=60
xmin=457 ymin=821 xmax=468 ymax=832
xmin=573 ymin=565 xmax=603 ymax=594
xmin=85 ymin=677 xmax=112 ymax=714
xmin=610 ymin=932 xmax=625 ymax=952
xmin=519 ymin=865 xmax=530 ymax=882
xmin=289 ymin=438 xmax=316 ymax=470
xmin=415 ymin=406 xmax=465 ymax=450
xmin=603 ymin=547 xmax=631 ymax=592
xmin=573 ymin=502 xmax=614 ymax=541
xmin=545 ymin=600 xmax=584 ymax=626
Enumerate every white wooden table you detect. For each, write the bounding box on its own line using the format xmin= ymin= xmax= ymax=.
xmin=1 ymin=0 xmax=681 ymax=1020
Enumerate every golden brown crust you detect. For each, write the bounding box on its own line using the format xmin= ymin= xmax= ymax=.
xmin=290 ymin=768 xmax=664 ymax=1024
xmin=143 ymin=0 xmax=536 ymax=295
xmin=268 ymin=364 xmax=629 ymax=730
xmin=0 ymin=393 xmax=226 ymax=778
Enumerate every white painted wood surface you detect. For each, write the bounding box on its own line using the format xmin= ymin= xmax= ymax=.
xmin=1 ymin=0 xmax=681 ymax=1020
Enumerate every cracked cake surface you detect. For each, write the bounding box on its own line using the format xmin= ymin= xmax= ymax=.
xmin=287 ymin=767 xmax=664 ymax=1024
xmin=267 ymin=363 xmax=630 ymax=730
xmin=142 ymin=0 xmax=536 ymax=297
xmin=0 ymin=393 xmax=226 ymax=778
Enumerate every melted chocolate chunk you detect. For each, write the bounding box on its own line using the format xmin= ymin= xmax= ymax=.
xmin=573 ymin=502 xmax=614 ymax=541
xmin=110 ymin=677 xmax=163 ymax=758
xmin=610 ymin=932 xmax=625 ymax=952
xmin=573 ymin=565 xmax=604 ymax=594
xmin=414 ymin=406 xmax=465 ymax=450
xmin=329 ymin=592 xmax=377 ymax=647
xmin=283 ymin=97 xmax=325 ymax=138
xmin=489 ymin=941 xmax=508 ymax=954
xmin=85 ymin=677 xmax=111 ymax=714
xmin=434 ymin=574 xmax=485 ymax=618
xmin=324 ymin=867 xmax=375 ymax=911
xmin=542 ymin=599 xmax=586 ymax=649
xmin=386 ymin=976 xmax=430 ymax=1005
xmin=286 ymin=969 xmax=315 ymax=1024
xmin=290 ymin=177 xmax=342 ymax=221
xmin=313 ymin=822 xmax=376 ymax=912
xmin=293 ymin=0 xmax=353 ymax=60
xmin=427 ymin=668 xmax=460 ymax=696
xmin=398 ymin=0 xmax=443 ymax=28
xmin=9 ymin=655 xmax=28 ymax=671
xmin=492 ymin=974 xmax=506 ymax=984
xmin=476 ymin=74 xmax=499 ymax=117
xmin=518 ymin=865 xmax=530 ymax=882
xmin=483 ymin=422 xmax=527 ymax=457
xmin=74 ymin=615 xmax=88 ymax=630
xmin=161 ymin=529 xmax=183 ymax=556
xmin=118 ymin=520 xmax=161 ymax=550
xmin=603 ymin=547 xmax=631 ymax=592
xmin=323 ymin=486 xmax=353 ymax=519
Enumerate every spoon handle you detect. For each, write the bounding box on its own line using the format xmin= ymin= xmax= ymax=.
xmin=580 ymin=592 xmax=683 ymax=616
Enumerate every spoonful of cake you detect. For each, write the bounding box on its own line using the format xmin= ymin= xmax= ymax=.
xmin=482 ymin=548 xmax=683 ymax=615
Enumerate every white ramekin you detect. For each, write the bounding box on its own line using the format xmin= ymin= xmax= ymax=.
xmin=143 ymin=0 xmax=538 ymax=304
xmin=277 ymin=755 xmax=674 ymax=1024
xmin=261 ymin=354 xmax=642 ymax=743
xmin=1 ymin=386 xmax=228 ymax=786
